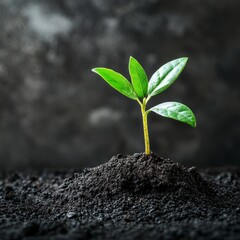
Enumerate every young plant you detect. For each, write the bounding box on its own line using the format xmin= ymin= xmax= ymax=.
xmin=92 ymin=57 xmax=196 ymax=155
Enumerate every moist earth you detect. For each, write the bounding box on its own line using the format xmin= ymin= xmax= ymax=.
xmin=0 ymin=153 xmax=240 ymax=240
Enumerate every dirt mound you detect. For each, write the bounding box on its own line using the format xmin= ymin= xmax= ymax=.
xmin=57 ymin=153 xmax=211 ymax=197
xmin=51 ymin=153 xmax=214 ymax=223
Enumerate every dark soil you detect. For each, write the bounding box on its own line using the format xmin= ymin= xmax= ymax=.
xmin=1 ymin=153 xmax=240 ymax=240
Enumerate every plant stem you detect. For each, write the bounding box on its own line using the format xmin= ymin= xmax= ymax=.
xmin=141 ymin=98 xmax=151 ymax=155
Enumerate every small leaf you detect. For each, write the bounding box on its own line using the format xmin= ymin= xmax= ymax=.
xmin=129 ymin=56 xmax=148 ymax=98
xmin=92 ymin=68 xmax=138 ymax=100
xmin=148 ymin=57 xmax=188 ymax=98
xmin=149 ymin=102 xmax=196 ymax=127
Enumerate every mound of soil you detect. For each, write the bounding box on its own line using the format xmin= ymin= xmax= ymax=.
xmin=51 ymin=153 xmax=214 ymax=223
xmin=57 ymin=153 xmax=211 ymax=196
xmin=1 ymin=153 xmax=240 ymax=239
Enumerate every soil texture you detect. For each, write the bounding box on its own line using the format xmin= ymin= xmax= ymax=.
xmin=1 ymin=153 xmax=240 ymax=239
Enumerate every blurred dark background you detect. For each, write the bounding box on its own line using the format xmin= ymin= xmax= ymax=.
xmin=0 ymin=0 xmax=239 ymax=169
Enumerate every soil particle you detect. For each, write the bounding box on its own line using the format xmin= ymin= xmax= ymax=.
xmin=1 ymin=153 xmax=240 ymax=239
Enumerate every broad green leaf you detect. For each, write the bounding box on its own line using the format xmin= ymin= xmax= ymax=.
xmin=92 ymin=68 xmax=138 ymax=100
xmin=129 ymin=56 xmax=148 ymax=98
xmin=148 ymin=57 xmax=188 ymax=98
xmin=149 ymin=102 xmax=196 ymax=127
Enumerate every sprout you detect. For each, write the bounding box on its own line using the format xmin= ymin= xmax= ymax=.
xmin=92 ymin=57 xmax=196 ymax=155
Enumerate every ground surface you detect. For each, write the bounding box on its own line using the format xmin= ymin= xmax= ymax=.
xmin=1 ymin=153 xmax=240 ymax=240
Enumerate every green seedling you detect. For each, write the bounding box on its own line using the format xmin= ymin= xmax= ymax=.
xmin=92 ymin=57 xmax=196 ymax=155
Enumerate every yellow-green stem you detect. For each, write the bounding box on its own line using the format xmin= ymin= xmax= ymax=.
xmin=141 ymin=98 xmax=150 ymax=155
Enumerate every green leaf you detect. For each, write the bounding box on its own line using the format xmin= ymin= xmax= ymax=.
xmin=148 ymin=57 xmax=188 ymax=98
xmin=149 ymin=102 xmax=196 ymax=127
xmin=129 ymin=56 xmax=148 ymax=98
xmin=92 ymin=68 xmax=138 ymax=100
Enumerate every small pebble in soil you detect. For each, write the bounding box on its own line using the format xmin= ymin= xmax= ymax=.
xmin=66 ymin=211 xmax=76 ymax=219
